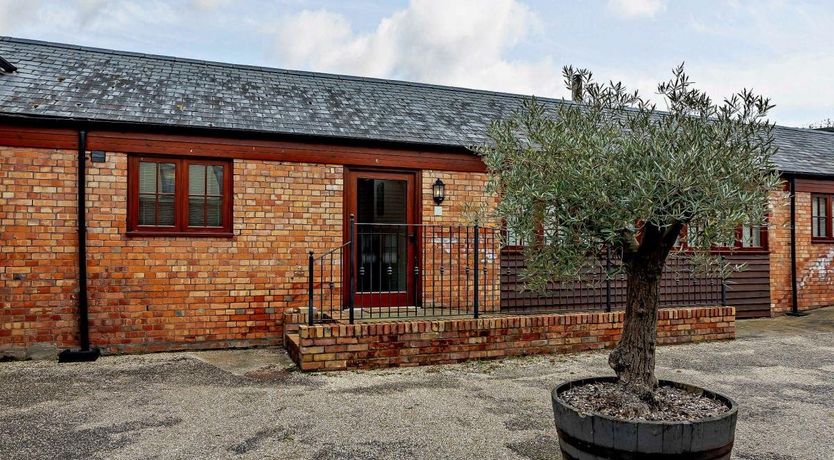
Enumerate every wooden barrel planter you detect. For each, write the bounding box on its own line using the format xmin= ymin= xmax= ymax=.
xmin=551 ymin=377 xmax=738 ymax=460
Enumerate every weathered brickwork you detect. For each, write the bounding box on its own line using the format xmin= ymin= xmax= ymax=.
xmin=0 ymin=148 xmax=80 ymax=359
xmin=287 ymin=306 xmax=736 ymax=371
xmin=1 ymin=141 xmax=811 ymax=358
xmin=769 ymin=189 xmax=834 ymax=314
xmin=0 ymin=147 xmax=505 ymax=357
xmin=420 ymin=170 xmax=500 ymax=312
xmin=2 ymin=146 xmax=344 ymax=356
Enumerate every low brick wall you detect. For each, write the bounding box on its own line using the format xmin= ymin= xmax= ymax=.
xmin=286 ymin=307 xmax=735 ymax=371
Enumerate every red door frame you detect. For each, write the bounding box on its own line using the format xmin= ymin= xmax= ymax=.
xmin=344 ymin=168 xmax=421 ymax=307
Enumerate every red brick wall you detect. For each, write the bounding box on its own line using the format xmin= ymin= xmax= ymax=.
xmin=0 ymin=147 xmax=503 ymax=357
xmin=0 ymin=143 xmax=767 ymax=359
xmin=769 ymin=189 xmax=834 ymax=314
xmin=0 ymin=148 xmax=80 ymax=358
xmin=1 ymin=146 xmax=344 ymax=356
xmin=420 ymin=170 xmax=500 ymax=312
xmin=288 ymin=306 xmax=736 ymax=371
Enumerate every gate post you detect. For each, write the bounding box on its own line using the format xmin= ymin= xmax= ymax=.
xmin=605 ymin=245 xmax=612 ymax=312
xmin=308 ymin=251 xmax=314 ymax=326
xmin=719 ymin=254 xmax=728 ymax=307
xmin=473 ymin=224 xmax=480 ymax=319
xmin=348 ymin=214 xmax=356 ymax=324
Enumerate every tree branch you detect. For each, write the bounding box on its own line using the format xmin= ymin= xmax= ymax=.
xmin=617 ymin=229 xmax=640 ymax=257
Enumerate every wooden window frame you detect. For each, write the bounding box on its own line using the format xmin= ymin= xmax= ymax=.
xmin=678 ymin=223 xmax=769 ymax=253
xmin=127 ymin=155 xmax=233 ymax=237
xmin=503 ymin=221 xmax=769 ymax=254
xmin=811 ymin=193 xmax=834 ymax=243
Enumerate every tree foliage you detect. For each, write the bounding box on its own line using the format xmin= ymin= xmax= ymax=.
xmin=478 ymin=64 xmax=780 ymax=290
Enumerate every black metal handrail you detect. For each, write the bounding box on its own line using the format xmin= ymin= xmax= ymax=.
xmin=307 ymin=215 xmax=498 ymax=324
xmin=308 ymin=223 xmax=726 ymax=324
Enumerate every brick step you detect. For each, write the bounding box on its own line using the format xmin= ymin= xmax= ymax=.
xmin=285 ymin=333 xmax=301 ymax=366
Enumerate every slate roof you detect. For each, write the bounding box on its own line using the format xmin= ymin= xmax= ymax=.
xmin=1 ymin=36 xmax=833 ymax=177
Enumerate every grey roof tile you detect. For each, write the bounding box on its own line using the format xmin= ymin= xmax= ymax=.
xmin=1 ymin=36 xmax=833 ymax=176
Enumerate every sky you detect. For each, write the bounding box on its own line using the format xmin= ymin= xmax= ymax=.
xmin=1 ymin=0 xmax=833 ymax=127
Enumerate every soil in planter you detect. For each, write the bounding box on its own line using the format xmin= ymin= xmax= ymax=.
xmin=560 ymin=381 xmax=729 ymax=422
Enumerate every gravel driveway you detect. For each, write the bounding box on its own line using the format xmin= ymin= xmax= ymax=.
xmin=2 ymin=308 xmax=834 ymax=460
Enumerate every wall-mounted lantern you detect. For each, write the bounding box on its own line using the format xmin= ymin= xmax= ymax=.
xmin=432 ymin=178 xmax=445 ymax=205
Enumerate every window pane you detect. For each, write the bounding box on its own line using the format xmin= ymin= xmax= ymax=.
xmin=189 ymin=164 xmax=206 ymax=195
xmin=357 ymin=178 xmax=406 ymax=224
xmin=207 ymin=165 xmax=223 ymax=196
xmin=206 ymin=197 xmax=222 ymax=226
xmin=138 ymin=194 xmax=156 ymax=225
xmin=813 ymin=196 xmax=828 ymax=238
xmin=687 ymin=224 xmax=700 ymax=247
xmin=188 ymin=196 xmax=205 ymax=227
xmin=159 ymin=163 xmax=176 ymax=194
xmin=506 ymin=226 xmax=523 ymax=246
xmin=742 ymin=225 xmax=760 ymax=247
xmin=158 ymin=194 xmax=175 ymax=226
xmin=139 ymin=162 xmax=157 ymax=194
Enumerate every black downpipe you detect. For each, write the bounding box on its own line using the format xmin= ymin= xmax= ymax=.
xmin=58 ymin=129 xmax=101 ymax=362
xmin=786 ymin=175 xmax=806 ymax=317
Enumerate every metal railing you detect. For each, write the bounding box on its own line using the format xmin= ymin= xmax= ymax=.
xmin=308 ymin=223 xmax=726 ymax=324
xmin=307 ymin=216 xmax=499 ymax=325
xmin=500 ymin=248 xmax=727 ymax=313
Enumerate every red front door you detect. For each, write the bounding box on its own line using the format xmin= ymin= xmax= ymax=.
xmin=345 ymin=169 xmax=418 ymax=307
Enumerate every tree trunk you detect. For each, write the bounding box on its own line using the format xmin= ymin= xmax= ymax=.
xmin=608 ymin=255 xmax=663 ymax=395
xmin=608 ymin=223 xmax=681 ymax=396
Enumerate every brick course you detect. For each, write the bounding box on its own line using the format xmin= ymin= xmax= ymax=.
xmin=287 ymin=306 xmax=736 ymax=371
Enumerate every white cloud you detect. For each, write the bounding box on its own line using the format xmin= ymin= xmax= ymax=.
xmin=190 ymin=0 xmax=235 ymax=12
xmin=0 ymin=0 xmax=41 ymax=32
xmin=267 ymin=0 xmax=566 ymax=97
xmin=607 ymin=0 xmax=666 ymax=19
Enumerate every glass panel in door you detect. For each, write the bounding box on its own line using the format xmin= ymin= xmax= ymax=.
xmin=356 ymin=178 xmax=408 ymax=296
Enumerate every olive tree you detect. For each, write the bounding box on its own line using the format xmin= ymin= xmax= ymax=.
xmin=478 ymin=65 xmax=779 ymax=396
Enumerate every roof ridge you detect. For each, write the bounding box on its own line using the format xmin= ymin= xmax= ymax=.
xmin=0 ymin=35 xmax=573 ymax=105
xmin=774 ymin=124 xmax=834 ymax=137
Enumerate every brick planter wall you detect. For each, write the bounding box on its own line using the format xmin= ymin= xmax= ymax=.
xmin=287 ymin=306 xmax=735 ymax=371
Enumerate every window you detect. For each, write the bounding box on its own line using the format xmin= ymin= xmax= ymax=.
xmin=685 ymin=223 xmax=702 ymax=248
xmin=741 ymin=225 xmax=761 ymax=248
xmin=812 ymin=194 xmax=833 ymax=241
xmin=682 ymin=223 xmax=766 ymax=250
xmin=503 ymin=225 xmax=525 ymax=247
xmin=128 ymin=156 xmax=232 ymax=235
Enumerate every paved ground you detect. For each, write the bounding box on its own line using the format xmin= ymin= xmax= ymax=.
xmin=2 ymin=309 xmax=834 ymax=460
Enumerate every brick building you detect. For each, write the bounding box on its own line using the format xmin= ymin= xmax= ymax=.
xmin=0 ymin=37 xmax=832 ymax=361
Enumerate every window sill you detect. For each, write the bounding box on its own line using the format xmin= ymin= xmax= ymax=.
xmin=812 ymin=238 xmax=834 ymax=244
xmin=126 ymin=231 xmax=235 ymax=238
